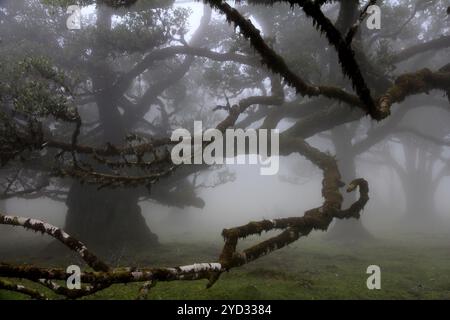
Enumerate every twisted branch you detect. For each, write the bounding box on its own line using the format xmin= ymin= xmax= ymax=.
xmin=0 ymin=137 xmax=369 ymax=299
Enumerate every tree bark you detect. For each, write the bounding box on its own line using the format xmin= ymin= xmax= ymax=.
xmin=63 ymin=4 xmax=158 ymax=251
xmin=325 ymin=125 xmax=373 ymax=242
xmin=65 ymin=183 xmax=158 ymax=252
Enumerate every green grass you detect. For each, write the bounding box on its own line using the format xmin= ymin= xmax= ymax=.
xmin=2 ymin=233 xmax=450 ymax=300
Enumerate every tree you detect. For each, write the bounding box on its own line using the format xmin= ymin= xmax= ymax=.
xmin=1 ymin=0 xmax=223 ymax=250
xmin=0 ymin=0 xmax=450 ymax=299
xmin=365 ymin=106 xmax=450 ymax=227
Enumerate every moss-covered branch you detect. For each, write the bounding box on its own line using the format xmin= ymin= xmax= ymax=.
xmin=0 ymin=213 xmax=109 ymax=272
xmin=1 ymin=136 xmax=369 ymax=298
xmin=203 ymin=0 xmax=366 ymax=109
xmin=0 ymin=278 xmax=47 ymax=300
xmin=224 ymin=0 xmax=376 ymax=114
xmin=377 ymin=68 xmax=450 ymax=120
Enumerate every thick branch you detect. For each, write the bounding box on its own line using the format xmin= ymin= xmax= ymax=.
xmin=378 ymin=68 xmax=450 ymax=119
xmin=0 ymin=213 xmax=109 ymax=272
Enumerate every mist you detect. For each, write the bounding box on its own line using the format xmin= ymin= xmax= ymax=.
xmin=1 ymin=0 xmax=450 ymax=300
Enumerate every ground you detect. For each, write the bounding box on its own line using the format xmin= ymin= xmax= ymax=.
xmin=2 ymin=231 xmax=450 ymax=300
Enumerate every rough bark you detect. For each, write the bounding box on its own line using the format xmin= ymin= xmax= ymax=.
xmin=65 ymin=183 xmax=159 ymax=252
xmin=62 ymin=4 xmax=159 ymax=250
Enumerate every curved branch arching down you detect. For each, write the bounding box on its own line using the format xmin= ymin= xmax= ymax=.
xmin=216 ymin=137 xmax=369 ymax=277
xmin=282 ymin=0 xmax=376 ymax=114
xmin=0 ymin=214 xmax=109 ymax=272
xmin=203 ymin=0 xmax=366 ymax=110
xmin=204 ymin=1 xmax=450 ymax=122
xmin=6 ymin=65 xmax=448 ymax=191
xmin=206 ymin=0 xmax=376 ymax=115
xmin=0 ymin=137 xmax=369 ymax=299
xmin=0 ymin=176 xmax=367 ymax=299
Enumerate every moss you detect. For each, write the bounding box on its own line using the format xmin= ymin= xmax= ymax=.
xmin=3 ymin=236 xmax=449 ymax=300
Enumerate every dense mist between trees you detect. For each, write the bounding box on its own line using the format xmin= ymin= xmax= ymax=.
xmin=0 ymin=0 xmax=449 ymax=300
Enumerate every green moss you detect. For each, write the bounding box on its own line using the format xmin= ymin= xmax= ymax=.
xmin=2 ymin=235 xmax=450 ymax=300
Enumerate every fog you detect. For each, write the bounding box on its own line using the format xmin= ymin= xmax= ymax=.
xmin=0 ymin=0 xmax=450 ymax=300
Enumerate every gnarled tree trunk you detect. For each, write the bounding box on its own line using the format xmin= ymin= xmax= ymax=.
xmin=65 ymin=183 xmax=158 ymax=252
xmin=63 ymin=4 xmax=158 ymax=251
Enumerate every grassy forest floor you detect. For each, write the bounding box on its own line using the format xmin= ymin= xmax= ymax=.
xmin=1 ymin=231 xmax=450 ymax=300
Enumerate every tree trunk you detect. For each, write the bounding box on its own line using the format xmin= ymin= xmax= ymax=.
xmin=398 ymin=139 xmax=441 ymax=228
xmin=65 ymin=183 xmax=158 ymax=252
xmin=404 ymin=184 xmax=437 ymax=222
xmin=63 ymin=4 xmax=158 ymax=252
xmin=325 ymin=125 xmax=373 ymax=242
xmin=322 ymin=1 xmax=372 ymax=243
